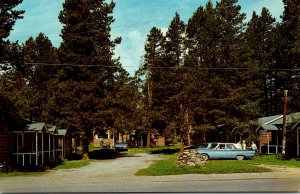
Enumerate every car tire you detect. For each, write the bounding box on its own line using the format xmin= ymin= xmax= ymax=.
xmin=201 ymin=154 xmax=209 ymax=161
xmin=236 ymin=155 xmax=245 ymax=160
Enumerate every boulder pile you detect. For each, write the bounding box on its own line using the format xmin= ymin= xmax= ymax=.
xmin=176 ymin=149 xmax=206 ymax=168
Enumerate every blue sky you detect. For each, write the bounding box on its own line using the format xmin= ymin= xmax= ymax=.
xmin=9 ymin=0 xmax=284 ymax=76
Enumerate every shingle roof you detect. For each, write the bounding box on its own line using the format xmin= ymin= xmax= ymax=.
xmin=57 ymin=129 xmax=67 ymax=136
xmin=27 ymin=122 xmax=46 ymax=132
xmin=257 ymin=112 xmax=300 ymax=132
xmin=47 ymin=125 xmax=57 ymax=134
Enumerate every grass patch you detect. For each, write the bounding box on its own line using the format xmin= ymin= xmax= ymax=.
xmin=54 ymin=160 xmax=90 ymax=169
xmin=128 ymin=145 xmax=180 ymax=155
xmin=136 ymin=153 xmax=273 ymax=176
xmin=89 ymin=143 xmax=94 ymax=152
xmin=0 ymin=171 xmax=48 ymax=178
xmin=252 ymin=155 xmax=300 ymax=168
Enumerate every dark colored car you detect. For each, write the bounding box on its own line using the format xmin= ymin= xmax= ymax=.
xmin=115 ymin=141 xmax=128 ymax=151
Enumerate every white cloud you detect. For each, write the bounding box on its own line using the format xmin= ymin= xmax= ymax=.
xmin=115 ymin=30 xmax=146 ymax=76
xmin=9 ymin=0 xmax=63 ymax=47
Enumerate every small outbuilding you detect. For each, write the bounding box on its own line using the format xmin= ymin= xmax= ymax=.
xmin=257 ymin=112 xmax=300 ymax=156
xmin=9 ymin=122 xmax=73 ymax=167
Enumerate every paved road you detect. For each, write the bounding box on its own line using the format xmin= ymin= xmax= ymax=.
xmin=1 ymin=153 xmax=300 ymax=193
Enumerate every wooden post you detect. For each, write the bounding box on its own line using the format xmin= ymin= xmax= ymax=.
xmin=267 ymin=131 xmax=269 ymax=154
xmin=53 ymin=134 xmax=55 ymax=159
xmin=16 ymin=133 xmax=19 ymax=164
xmin=112 ymin=130 xmax=115 ymax=147
xmin=282 ymin=90 xmax=288 ymax=155
xmin=297 ymin=128 xmax=299 ymax=157
xmin=49 ymin=135 xmax=51 ymax=159
xmin=42 ymin=132 xmax=44 ymax=164
xmin=35 ymin=132 xmax=38 ymax=166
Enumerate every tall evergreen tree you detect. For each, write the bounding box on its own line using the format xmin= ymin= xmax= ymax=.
xmin=57 ymin=0 xmax=122 ymax=159
xmin=0 ymin=0 xmax=24 ymax=120
xmin=164 ymin=13 xmax=185 ymax=146
xmin=22 ymin=33 xmax=59 ymax=122
xmin=214 ymin=0 xmax=247 ymax=132
xmin=0 ymin=0 xmax=24 ymax=70
xmin=245 ymin=8 xmax=276 ymax=117
xmin=280 ymin=0 xmax=300 ymax=112
xmin=185 ymin=1 xmax=224 ymax=141
xmin=137 ymin=27 xmax=165 ymax=147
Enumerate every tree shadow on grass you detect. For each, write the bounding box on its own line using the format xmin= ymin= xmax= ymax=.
xmin=150 ymin=148 xmax=180 ymax=155
xmin=89 ymin=149 xmax=120 ymax=159
xmin=66 ymin=149 xmax=140 ymax=160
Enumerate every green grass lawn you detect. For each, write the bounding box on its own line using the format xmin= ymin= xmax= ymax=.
xmin=127 ymin=145 xmax=180 ymax=155
xmin=252 ymin=155 xmax=300 ymax=167
xmin=135 ymin=152 xmax=273 ymax=176
xmin=135 ymin=151 xmax=300 ymax=176
xmin=54 ymin=160 xmax=90 ymax=169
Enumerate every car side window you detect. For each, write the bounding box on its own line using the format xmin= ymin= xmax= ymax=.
xmin=226 ymin=144 xmax=233 ymax=149
xmin=219 ymin=144 xmax=225 ymax=149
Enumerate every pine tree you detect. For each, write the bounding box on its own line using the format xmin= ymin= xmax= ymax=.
xmin=0 ymin=0 xmax=24 ymax=70
xmin=137 ymin=27 xmax=165 ymax=147
xmin=164 ymin=12 xmax=185 ymax=146
xmin=57 ymin=0 xmax=122 ymax=159
xmin=185 ymin=1 xmax=223 ymax=141
xmin=0 ymin=0 xmax=24 ymax=120
xmin=214 ymin=0 xmax=248 ymax=134
xmin=22 ymin=33 xmax=59 ymax=122
xmin=245 ymin=8 xmax=276 ymax=116
xmin=280 ymin=0 xmax=300 ymax=112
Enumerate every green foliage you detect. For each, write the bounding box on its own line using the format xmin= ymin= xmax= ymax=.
xmin=0 ymin=0 xmax=25 ymax=70
xmin=56 ymin=0 xmax=135 ymax=158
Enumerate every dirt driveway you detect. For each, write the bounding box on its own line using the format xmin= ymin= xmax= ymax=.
xmin=1 ymin=153 xmax=300 ymax=192
xmin=0 ymin=153 xmax=162 ymax=192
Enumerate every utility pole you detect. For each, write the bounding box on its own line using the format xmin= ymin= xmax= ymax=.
xmin=282 ymin=90 xmax=288 ymax=155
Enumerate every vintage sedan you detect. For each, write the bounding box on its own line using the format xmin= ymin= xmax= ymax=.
xmin=115 ymin=141 xmax=128 ymax=152
xmin=197 ymin=142 xmax=255 ymax=160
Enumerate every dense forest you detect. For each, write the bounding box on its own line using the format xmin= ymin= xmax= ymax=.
xmin=1 ymin=0 xmax=300 ymax=157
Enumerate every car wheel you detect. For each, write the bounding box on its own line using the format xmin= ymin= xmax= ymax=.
xmin=201 ymin=154 xmax=209 ymax=161
xmin=236 ymin=155 xmax=245 ymax=160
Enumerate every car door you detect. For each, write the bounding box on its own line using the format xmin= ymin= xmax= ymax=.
xmin=212 ymin=143 xmax=227 ymax=159
xmin=226 ymin=143 xmax=238 ymax=158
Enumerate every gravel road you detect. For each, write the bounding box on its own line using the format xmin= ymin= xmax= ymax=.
xmin=1 ymin=153 xmax=300 ymax=192
xmin=0 ymin=153 xmax=162 ymax=192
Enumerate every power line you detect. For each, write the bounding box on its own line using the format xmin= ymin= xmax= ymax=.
xmin=23 ymin=62 xmax=300 ymax=71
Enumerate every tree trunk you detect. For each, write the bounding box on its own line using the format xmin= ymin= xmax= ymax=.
xmin=147 ymin=128 xmax=151 ymax=148
xmin=81 ymin=138 xmax=89 ymax=160
xmin=180 ymin=131 xmax=184 ymax=153
xmin=282 ymin=90 xmax=288 ymax=155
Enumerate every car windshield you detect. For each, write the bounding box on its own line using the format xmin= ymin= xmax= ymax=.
xmin=199 ymin=143 xmax=208 ymax=148
xmin=116 ymin=141 xmax=126 ymax=144
xmin=210 ymin=143 xmax=218 ymax=149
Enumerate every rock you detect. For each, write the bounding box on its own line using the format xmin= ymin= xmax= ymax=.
xmin=176 ymin=149 xmax=206 ymax=168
